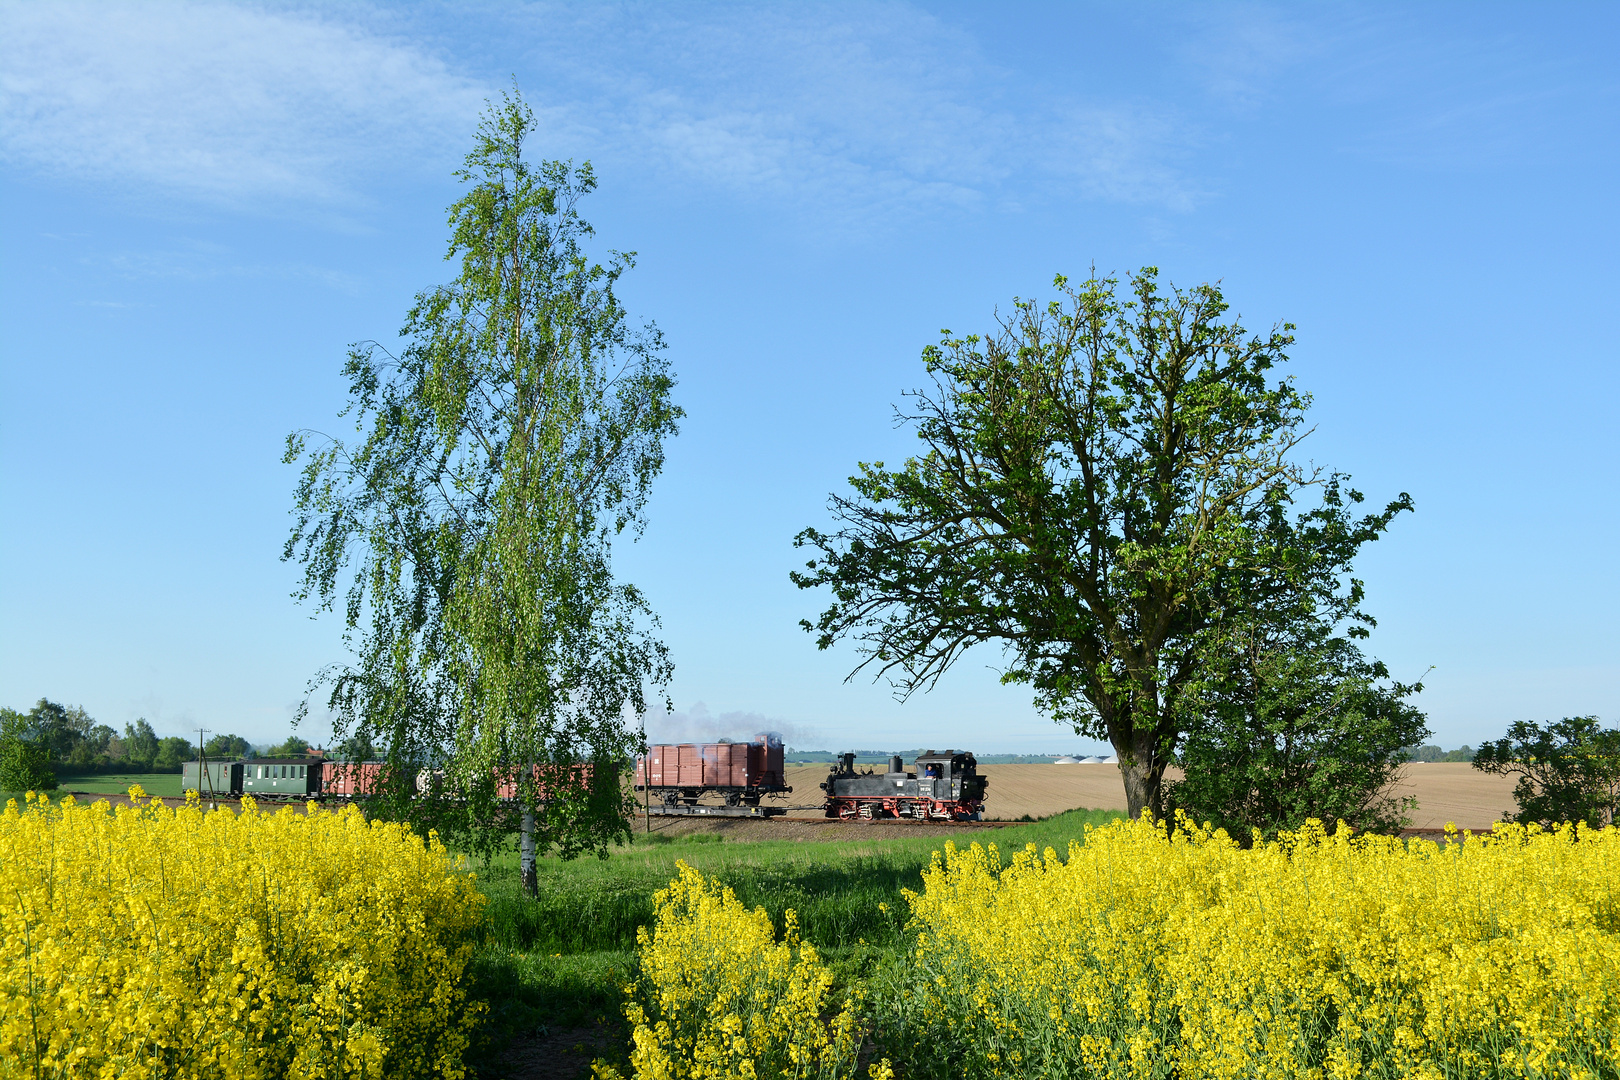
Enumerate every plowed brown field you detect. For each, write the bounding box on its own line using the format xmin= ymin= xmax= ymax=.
xmin=778 ymin=761 xmax=1518 ymax=830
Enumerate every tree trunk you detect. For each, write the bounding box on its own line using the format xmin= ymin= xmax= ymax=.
xmin=520 ymin=802 xmax=538 ymax=897
xmin=1116 ymin=727 xmax=1168 ymax=821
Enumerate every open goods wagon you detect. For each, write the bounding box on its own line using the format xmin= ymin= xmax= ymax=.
xmin=635 ymin=733 xmax=791 ymax=808
xmin=821 ymin=749 xmax=987 ymax=820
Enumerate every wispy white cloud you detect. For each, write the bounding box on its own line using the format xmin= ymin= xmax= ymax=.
xmin=0 ymin=0 xmax=1203 ymax=222
xmin=1177 ymin=6 xmax=1318 ymax=111
xmin=1294 ymin=9 xmax=1618 ymax=172
xmin=499 ymin=2 xmax=1201 ymax=220
xmin=85 ymin=240 xmax=365 ymax=292
xmin=0 ymin=0 xmax=490 ymax=206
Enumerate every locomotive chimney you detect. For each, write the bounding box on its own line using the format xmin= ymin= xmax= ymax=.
xmin=888 ymin=754 xmax=904 ymax=775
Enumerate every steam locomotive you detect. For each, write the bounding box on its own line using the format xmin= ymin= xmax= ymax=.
xmin=821 ymin=749 xmax=987 ymax=820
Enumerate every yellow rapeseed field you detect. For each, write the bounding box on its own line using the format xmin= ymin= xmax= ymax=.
xmin=598 ymin=860 xmax=891 ymax=1080
xmin=878 ymin=815 xmax=1620 ymax=1079
xmin=1 ymin=789 xmax=486 ymax=1080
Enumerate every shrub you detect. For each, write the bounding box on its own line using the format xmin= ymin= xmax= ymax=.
xmin=0 ymin=790 xmax=486 ymax=1078
xmin=0 ymin=734 xmax=55 ymax=792
xmin=1474 ymin=715 xmax=1620 ymax=828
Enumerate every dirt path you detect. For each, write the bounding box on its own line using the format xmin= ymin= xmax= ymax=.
xmin=57 ymin=761 xmax=1520 ymax=832
xmin=766 ymin=762 xmax=1519 ymax=830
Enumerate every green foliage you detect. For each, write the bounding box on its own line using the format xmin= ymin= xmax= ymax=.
xmin=0 ymin=702 xmax=202 ymax=776
xmin=283 ymin=87 xmax=680 ymax=861
xmin=334 ymin=730 xmax=378 ymax=761
xmin=204 ymin=733 xmax=252 ymax=759
xmin=466 ymin=809 xmax=1122 ymax=1047
xmin=155 ymin=736 xmax=192 ymax=770
xmin=1168 ymin=478 xmax=1423 ymax=839
xmin=263 ymin=735 xmax=312 ymax=759
xmin=1473 ymin=716 xmax=1620 ymax=828
xmin=1169 ymin=635 xmax=1426 ymax=839
xmin=122 ymin=719 xmax=159 ymax=766
xmin=794 ymin=269 xmax=1408 ymax=819
xmin=0 ymin=707 xmax=56 ymax=791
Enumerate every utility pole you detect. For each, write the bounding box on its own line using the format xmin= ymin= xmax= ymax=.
xmin=196 ymin=727 xmax=212 ymax=803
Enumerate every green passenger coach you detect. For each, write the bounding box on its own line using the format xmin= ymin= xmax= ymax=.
xmin=240 ymin=757 xmax=322 ymax=797
xmin=181 ymin=760 xmax=242 ymax=796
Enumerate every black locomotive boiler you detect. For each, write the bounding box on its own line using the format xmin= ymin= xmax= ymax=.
xmin=821 ymin=750 xmax=987 ymax=821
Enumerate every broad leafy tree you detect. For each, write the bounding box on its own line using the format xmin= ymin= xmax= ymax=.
xmin=204 ymin=733 xmax=253 ymax=760
xmin=122 ymin=719 xmax=159 ymax=767
xmin=284 ymin=89 xmax=680 ymax=881
xmin=1474 ymin=716 xmax=1620 ymax=828
xmin=795 ymin=270 xmax=1409 ymax=820
xmin=263 ymin=735 xmax=313 ymax=759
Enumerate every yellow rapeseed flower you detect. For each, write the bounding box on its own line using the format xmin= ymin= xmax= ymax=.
xmin=596 ymin=860 xmax=889 ymax=1080
xmin=0 ymin=790 xmax=486 ymax=1079
xmin=879 ymin=813 xmax=1619 ymax=1078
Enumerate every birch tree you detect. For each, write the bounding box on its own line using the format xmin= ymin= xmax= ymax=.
xmin=284 ymin=89 xmax=680 ymax=885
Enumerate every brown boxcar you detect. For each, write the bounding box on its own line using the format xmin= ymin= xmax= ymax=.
xmin=321 ymin=760 xmax=387 ymax=798
xmin=492 ymin=762 xmax=595 ymax=801
xmin=635 ymin=733 xmax=790 ymax=807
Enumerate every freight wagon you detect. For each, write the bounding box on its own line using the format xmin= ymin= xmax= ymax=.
xmin=321 ymin=760 xmax=389 ymax=798
xmin=634 ymin=733 xmax=791 ymax=808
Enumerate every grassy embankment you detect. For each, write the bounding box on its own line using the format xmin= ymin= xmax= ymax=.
xmin=3 ymin=774 xmax=184 ymax=804
xmin=56 ymin=772 xmax=185 ymax=797
xmin=469 ymin=808 xmax=1123 ymax=1042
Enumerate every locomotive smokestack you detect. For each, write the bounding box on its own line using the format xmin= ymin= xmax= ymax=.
xmin=888 ymin=754 xmax=904 ymax=775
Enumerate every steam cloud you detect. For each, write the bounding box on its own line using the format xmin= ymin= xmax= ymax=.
xmin=642 ymin=702 xmax=817 ymax=747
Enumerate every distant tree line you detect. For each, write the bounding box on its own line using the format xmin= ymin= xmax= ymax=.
xmin=1404 ymin=744 xmax=1476 ymax=763
xmin=0 ymin=698 xmax=295 ymax=792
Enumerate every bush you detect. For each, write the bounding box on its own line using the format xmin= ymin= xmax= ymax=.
xmin=0 ymin=709 xmax=55 ymax=792
xmin=0 ymin=790 xmax=486 ymax=1078
xmin=1474 ymin=715 xmax=1620 ymax=828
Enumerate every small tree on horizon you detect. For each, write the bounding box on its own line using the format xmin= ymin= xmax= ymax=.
xmin=1473 ymin=716 xmax=1620 ymax=828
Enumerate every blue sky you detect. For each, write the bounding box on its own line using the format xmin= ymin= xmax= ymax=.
xmin=1 ymin=2 xmax=1615 ymax=755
